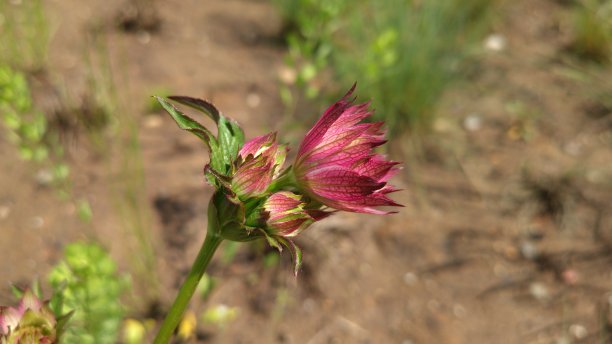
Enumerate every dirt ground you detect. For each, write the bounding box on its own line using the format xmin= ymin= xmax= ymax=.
xmin=1 ymin=0 xmax=611 ymax=343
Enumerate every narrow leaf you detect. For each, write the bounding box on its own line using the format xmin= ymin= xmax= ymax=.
xmin=216 ymin=116 xmax=245 ymax=174
xmin=278 ymin=237 xmax=303 ymax=276
xmin=168 ymin=96 xmax=221 ymax=123
xmin=154 ymin=96 xmax=216 ymax=149
xmin=260 ymin=229 xmax=283 ymax=252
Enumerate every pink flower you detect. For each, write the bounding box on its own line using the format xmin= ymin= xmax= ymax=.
xmin=293 ymin=85 xmax=402 ymax=214
xmin=231 ymin=132 xmax=286 ymax=199
xmin=263 ymin=192 xmax=329 ymax=237
xmin=0 ymin=290 xmax=58 ymax=343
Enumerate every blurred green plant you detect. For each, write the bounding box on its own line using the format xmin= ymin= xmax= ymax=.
xmin=48 ymin=242 xmax=129 ymax=344
xmin=570 ymin=0 xmax=612 ymax=64
xmin=274 ymin=0 xmax=493 ymax=137
xmin=0 ymin=66 xmax=72 ymax=189
xmin=0 ymin=66 xmax=48 ymax=161
xmin=0 ymin=0 xmax=50 ymax=71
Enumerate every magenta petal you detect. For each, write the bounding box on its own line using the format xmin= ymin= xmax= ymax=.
xmin=263 ymin=191 xmax=326 ymax=238
xmin=232 ymin=165 xmax=273 ymax=197
xmin=327 ymin=192 xmax=403 ymax=214
xmin=265 ymin=192 xmax=302 ymax=213
xmin=352 ymin=155 xmax=400 ymax=182
xmin=297 ymin=84 xmax=356 ymax=157
xmin=293 ymin=85 xmax=402 ymax=214
xmin=304 ymin=166 xmax=385 ymax=202
xmin=239 ymin=132 xmax=276 ymax=159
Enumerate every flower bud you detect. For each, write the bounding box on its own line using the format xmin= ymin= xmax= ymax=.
xmin=263 ymin=192 xmax=328 ymax=237
xmin=231 ymin=133 xmax=287 ymax=200
xmin=0 ymin=290 xmax=70 ymax=344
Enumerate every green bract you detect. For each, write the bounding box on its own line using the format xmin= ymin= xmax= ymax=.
xmin=154 ymin=96 xmax=244 ymax=179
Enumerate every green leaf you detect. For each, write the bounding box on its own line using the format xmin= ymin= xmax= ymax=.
xmin=215 ymin=116 xmax=244 ymax=175
xmin=56 ymin=310 xmax=75 ymax=340
xmin=154 ymin=96 xmax=217 ymax=151
xmin=278 ymin=237 xmax=303 ymax=276
xmin=168 ymin=96 xmax=220 ymax=123
xmin=261 ymin=229 xmax=283 ymax=252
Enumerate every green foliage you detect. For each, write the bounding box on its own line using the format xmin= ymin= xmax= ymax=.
xmin=0 ymin=65 xmax=49 ymax=161
xmin=156 ymin=96 xmax=245 ymax=177
xmin=275 ymin=0 xmax=493 ymax=136
xmin=48 ymin=242 xmax=129 ymax=344
xmin=0 ymin=0 xmax=50 ymax=70
xmin=570 ymin=0 xmax=612 ymax=64
xmin=0 ymin=65 xmax=71 ymax=187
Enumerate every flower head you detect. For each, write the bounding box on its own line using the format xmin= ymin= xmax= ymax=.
xmin=231 ymin=132 xmax=286 ymax=199
xmin=0 ymin=290 xmax=60 ymax=344
xmin=262 ymin=191 xmax=329 ymax=237
xmin=293 ymin=85 xmax=402 ymax=214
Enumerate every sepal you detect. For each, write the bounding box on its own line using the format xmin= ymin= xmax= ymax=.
xmin=208 ymin=191 xmax=263 ymax=242
xmin=277 ymin=237 xmax=303 ymax=276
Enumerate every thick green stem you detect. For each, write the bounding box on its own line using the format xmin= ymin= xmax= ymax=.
xmin=153 ymin=230 xmax=223 ymax=343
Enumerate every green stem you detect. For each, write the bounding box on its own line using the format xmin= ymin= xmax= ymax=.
xmin=268 ymin=166 xmax=296 ymax=193
xmin=153 ymin=230 xmax=223 ymax=343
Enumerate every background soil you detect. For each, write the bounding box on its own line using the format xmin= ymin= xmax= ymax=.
xmin=1 ymin=0 xmax=611 ymax=343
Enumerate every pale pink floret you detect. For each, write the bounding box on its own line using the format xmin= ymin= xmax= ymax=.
xmin=238 ymin=132 xmax=276 ymax=159
xmin=0 ymin=290 xmax=45 ymax=335
xmin=263 ymin=192 xmax=329 ymax=237
xmin=232 ymin=133 xmax=286 ymax=199
xmin=294 ymin=85 xmax=402 ymax=214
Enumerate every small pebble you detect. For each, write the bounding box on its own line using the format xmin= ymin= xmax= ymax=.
xmin=278 ymin=66 xmax=297 ymax=85
xmin=463 ymin=115 xmax=482 ymax=132
xmin=0 ymin=205 xmax=10 ymax=219
xmin=529 ymin=282 xmax=549 ymax=301
xmin=484 ymin=33 xmax=506 ymax=52
xmin=36 ymin=169 xmax=54 ymax=186
xmin=569 ymin=324 xmax=587 ymax=339
xmin=520 ymin=241 xmax=540 ymax=260
xmin=144 ymin=115 xmax=163 ymax=128
xmin=246 ymin=93 xmax=261 ymax=108
xmin=137 ymin=30 xmax=151 ymax=44
xmin=403 ymin=272 xmax=418 ymax=286
xmin=453 ymin=304 xmax=467 ymax=319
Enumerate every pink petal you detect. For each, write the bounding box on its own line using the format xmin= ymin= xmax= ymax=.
xmin=232 ymin=163 xmax=274 ymax=197
xmin=0 ymin=307 xmax=22 ymax=334
xmin=265 ymin=192 xmax=303 ymax=213
xmin=324 ymin=191 xmax=403 ymax=214
xmin=18 ymin=290 xmax=42 ymax=313
xmin=326 ymin=102 xmax=372 ymax=134
xmin=271 ymin=216 xmax=312 ymax=237
xmin=303 ymin=166 xmax=385 ymax=202
xmin=297 ymin=85 xmax=356 ymax=157
xmin=239 ymin=132 xmax=276 ymax=159
xmin=352 ymin=155 xmax=400 ymax=182
xmin=299 ymin=125 xmax=371 ymax=166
